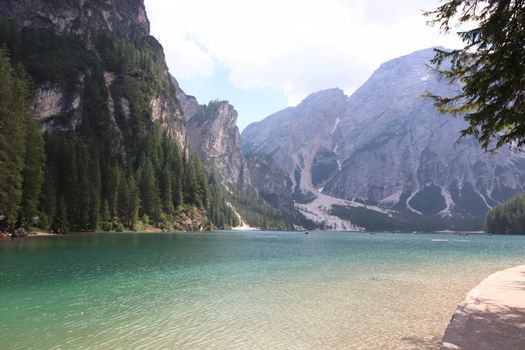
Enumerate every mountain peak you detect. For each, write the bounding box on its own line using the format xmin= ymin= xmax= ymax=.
xmin=377 ymin=47 xmax=446 ymax=72
xmin=301 ymin=88 xmax=347 ymax=105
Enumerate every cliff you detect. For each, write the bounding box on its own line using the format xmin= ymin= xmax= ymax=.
xmin=0 ymin=0 xmax=149 ymax=40
xmin=187 ymin=100 xmax=250 ymax=188
xmin=0 ymin=0 xmax=186 ymax=151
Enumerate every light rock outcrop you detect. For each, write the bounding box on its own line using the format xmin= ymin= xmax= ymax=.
xmin=32 ymin=82 xmax=82 ymax=131
xmin=187 ymin=100 xmax=250 ymax=188
xmin=171 ymin=76 xmax=199 ymax=121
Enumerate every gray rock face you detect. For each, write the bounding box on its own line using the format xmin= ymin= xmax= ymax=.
xmin=32 ymin=80 xmax=83 ymax=131
xmin=243 ymin=88 xmax=348 ymax=195
xmin=0 ymin=0 xmax=149 ymax=40
xmin=1 ymin=0 xmax=187 ymax=150
xmin=187 ymin=100 xmax=250 ymax=188
xmin=242 ymin=48 xmax=525 ymax=227
xmin=171 ymin=76 xmax=199 ymax=121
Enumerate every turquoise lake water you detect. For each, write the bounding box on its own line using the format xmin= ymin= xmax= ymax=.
xmin=1 ymin=231 xmax=525 ymax=349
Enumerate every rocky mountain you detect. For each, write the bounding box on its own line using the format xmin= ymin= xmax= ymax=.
xmin=186 ymin=99 xmax=250 ymax=188
xmin=242 ymin=48 xmax=525 ymax=230
xmin=0 ymin=0 xmax=150 ymax=40
xmin=0 ymin=0 xmax=186 ymax=150
xmin=174 ymin=79 xmax=304 ymax=228
xmin=170 ymin=73 xmax=250 ymax=189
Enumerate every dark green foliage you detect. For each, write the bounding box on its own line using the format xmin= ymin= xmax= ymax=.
xmin=138 ymin=155 xmax=160 ymax=219
xmin=207 ymin=173 xmax=240 ymax=229
xmin=0 ymin=47 xmax=45 ymax=228
xmin=94 ymin=30 xmax=172 ymax=157
xmin=486 ymin=193 xmax=525 ymax=234
xmin=39 ymin=134 xmax=101 ymax=231
xmin=38 ymin=118 xmax=219 ymax=232
xmin=192 ymin=156 xmax=209 ymax=208
xmin=408 ymin=184 xmax=447 ymax=216
xmin=117 ymin=174 xmax=140 ymax=230
xmin=331 ymin=205 xmax=483 ymax=232
xmin=0 ymin=20 xmax=95 ymax=86
xmin=19 ymin=118 xmax=46 ymax=225
xmin=230 ymin=188 xmax=293 ymax=231
xmin=425 ymin=0 xmax=525 ymax=150
xmin=449 ymin=182 xmax=491 ymax=216
xmin=51 ymin=196 xmax=68 ymax=234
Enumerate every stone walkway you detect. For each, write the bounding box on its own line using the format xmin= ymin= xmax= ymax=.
xmin=441 ymin=265 xmax=525 ymax=350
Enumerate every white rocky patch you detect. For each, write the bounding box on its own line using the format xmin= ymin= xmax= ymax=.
xmin=475 ymin=190 xmax=492 ymax=210
xmin=226 ymin=202 xmax=259 ymax=231
xmin=32 ymin=83 xmax=80 ymax=119
xmin=438 ymin=186 xmax=454 ymax=217
xmin=406 ymin=191 xmax=423 ymax=216
xmin=295 ymin=192 xmax=391 ymax=231
xmin=379 ymin=190 xmax=402 ymax=208
xmin=121 ymin=97 xmax=130 ymax=119
xmin=103 ymin=71 xmax=116 ymax=86
xmin=331 ymin=117 xmax=341 ymax=134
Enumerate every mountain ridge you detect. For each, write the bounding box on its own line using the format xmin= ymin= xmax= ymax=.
xmin=242 ymin=47 xmax=525 ymax=230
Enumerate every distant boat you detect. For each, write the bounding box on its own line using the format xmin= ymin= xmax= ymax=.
xmin=304 ymin=231 xmax=309 ymax=235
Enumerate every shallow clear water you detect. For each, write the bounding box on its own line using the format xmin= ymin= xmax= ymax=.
xmin=1 ymin=231 xmax=524 ymax=349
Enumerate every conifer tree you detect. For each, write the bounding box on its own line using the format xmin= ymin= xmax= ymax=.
xmin=51 ymin=196 xmax=68 ymax=234
xmin=160 ymin=166 xmax=174 ymax=214
xmin=107 ymin=165 xmax=122 ymax=218
xmin=0 ymin=47 xmax=33 ymax=225
xmin=425 ymin=0 xmax=525 ymax=150
xmin=172 ymin=145 xmax=184 ymax=208
xmin=138 ymin=156 xmax=160 ymax=219
xmin=19 ymin=117 xmax=45 ymax=226
xmin=117 ymin=173 xmax=140 ymax=230
xmin=88 ymin=149 xmax=101 ymax=229
xmin=193 ymin=155 xmax=208 ymax=208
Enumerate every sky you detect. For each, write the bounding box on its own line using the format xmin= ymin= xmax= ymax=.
xmin=144 ymin=0 xmax=464 ymax=131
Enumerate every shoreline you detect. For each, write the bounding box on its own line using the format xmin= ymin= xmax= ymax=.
xmin=28 ymin=231 xmax=59 ymax=237
xmin=440 ymin=264 xmax=525 ymax=350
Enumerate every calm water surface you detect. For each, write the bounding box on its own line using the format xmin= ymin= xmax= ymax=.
xmin=1 ymin=231 xmax=524 ymax=349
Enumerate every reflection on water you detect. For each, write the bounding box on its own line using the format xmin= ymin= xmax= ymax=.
xmin=1 ymin=231 xmax=524 ymax=349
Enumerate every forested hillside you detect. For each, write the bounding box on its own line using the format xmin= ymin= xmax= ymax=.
xmin=0 ymin=44 xmax=222 ymax=232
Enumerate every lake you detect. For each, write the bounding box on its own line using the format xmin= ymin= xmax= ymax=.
xmin=1 ymin=231 xmax=524 ymax=349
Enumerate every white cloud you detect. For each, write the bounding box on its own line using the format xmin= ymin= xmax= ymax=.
xmin=145 ymin=0 xmax=463 ymax=105
xmin=162 ymin=35 xmax=215 ymax=80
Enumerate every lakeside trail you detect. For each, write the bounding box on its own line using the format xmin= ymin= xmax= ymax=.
xmin=441 ymin=265 xmax=525 ymax=350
